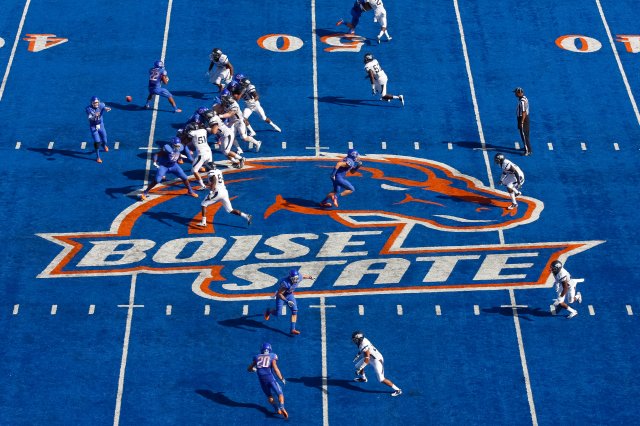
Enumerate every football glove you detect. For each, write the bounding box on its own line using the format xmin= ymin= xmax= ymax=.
xmin=281 ymin=378 xmax=286 ymax=386
xmin=287 ymin=300 xmax=295 ymax=308
xmin=371 ymin=85 xmax=377 ymax=95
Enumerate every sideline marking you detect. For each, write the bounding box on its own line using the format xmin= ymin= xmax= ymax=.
xmin=15 ymin=141 xmax=21 ymax=149
xmin=115 ymin=141 xmax=120 ymax=150
xmin=310 ymin=296 xmax=334 ymax=426
xmin=381 ymin=141 xmax=387 ymax=150
xmin=435 ymin=305 xmax=441 ymax=315
xmin=448 ymin=142 xmax=453 ymax=150
xmin=51 ymin=305 xmax=57 ymax=315
xmin=358 ymin=304 xmax=364 ymax=315
xmin=514 ymin=142 xmax=520 ymax=150
xmin=13 ymin=304 xmax=19 ymax=315
xmin=627 ymin=305 xmax=633 ymax=315
xmin=166 ymin=305 xmax=172 ymax=316
xmin=613 ymin=142 xmax=619 ymax=150
xmin=550 ymin=305 xmax=557 ymax=315
xmin=588 ymin=305 xmax=595 ymax=316
xmin=282 ymin=141 xmax=287 ymax=150
xmin=89 ymin=305 xmax=95 ymax=315
xmin=242 ymin=304 xmax=248 ymax=316
xmin=81 ymin=142 xmax=86 ymax=150
xmin=0 ymin=0 xmax=31 ymax=101
xmin=48 ymin=141 xmax=54 ymax=150
xmin=414 ymin=141 xmax=420 ymax=150
xmin=581 ymin=142 xmax=587 ymax=151
xmin=547 ymin=142 xmax=553 ymax=151
xmin=595 ymin=0 xmax=640 ymax=126
xmin=114 ymin=273 xmax=139 ymax=426
xmin=474 ymin=305 xmax=480 ymax=315
xmin=204 ymin=305 xmax=210 ymax=316
xmin=348 ymin=141 xmax=353 ymax=149
xmin=397 ymin=305 xmax=403 ymax=316
xmin=281 ymin=306 xmax=286 ymax=316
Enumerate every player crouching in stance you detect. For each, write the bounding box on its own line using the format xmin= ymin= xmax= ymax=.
xmin=550 ymin=260 xmax=582 ymax=319
xmin=352 ymin=331 xmax=402 ymax=396
xmin=247 ymin=342 xmax=289 ymax=419
xmin=494 ymin=153 xmax=524 ymax=210
xmin=140 ymin=138 xmax=198 ymax=201
xmin=264 ymin=269 xmax=314 ymax=335
xmin=320 ymin=149 xmax=362 ymax=208
xmin=197 ymin=168 xmax=252 ymax=228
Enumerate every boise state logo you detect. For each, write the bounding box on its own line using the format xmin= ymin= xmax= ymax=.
xmin=38 ymin=155 xmax=603 ymax=300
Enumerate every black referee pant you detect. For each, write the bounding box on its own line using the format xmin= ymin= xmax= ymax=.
xmin=517 ymin=116 xmax=531 ymax=154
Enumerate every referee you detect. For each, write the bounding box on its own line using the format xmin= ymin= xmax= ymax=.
xmin=514 ymin=87 xmax=531 ymax=156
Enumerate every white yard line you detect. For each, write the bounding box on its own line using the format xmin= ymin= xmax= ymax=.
xmin=595 ymin=0 xmax=640 ymax=126
xmin=0 ymin=0 xmax=31 ymax=101
xmin=114 ymin=273 xmax=139 ymax=426
xmin=454 ymin=1 xmax=536 ymax=424
xmin=311 ymin=0 xmax=321 ymax=156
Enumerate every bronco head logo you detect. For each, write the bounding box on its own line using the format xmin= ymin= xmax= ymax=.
xmin=263 ymin=154 xmax=542 ymax=232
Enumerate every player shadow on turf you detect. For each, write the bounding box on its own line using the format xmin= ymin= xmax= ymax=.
xmin=105 ymin=102 xmax=148 ymax=112
xmin=195 ymin=390 xmax=273 ymax=416
xmin=289 ymin=376 xmax=389 ymax=394
xmin=27 ymin=147 xmax=98 ymax=162
xmin=481 ymin=306 xmax=554 ymax=321
xmin=217 ymin=315 xmax=293 ymax=337
xmin=171 ymin=90 xmax=210 ymax=101
xmin=448 ymin=141 xmax=522 ymax=155
xmin=141 ymin=210 xmax=192 ymax=227
xmin=312 ymin=95 xmax=391 ymax=108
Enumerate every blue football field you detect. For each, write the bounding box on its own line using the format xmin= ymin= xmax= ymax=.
xmin=1 ymin=0 xmax=639 ymax=424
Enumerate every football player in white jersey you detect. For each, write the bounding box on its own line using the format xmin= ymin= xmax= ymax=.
xmin=207 ymin=48 xmax=234 ymax=92
xmin=237 ymin=76 xmax=282 ymax=136
xmin=198 ymin=168 xmax=252 ymax=228
xmin=364 ymin=53 xmax=404 ymax=105
xmin=351 ymin=331 xmax=402 ymax=397
xmin=367 ymin=0 xmax=392 ymax=43
xmin=218 ymin=89 xmax=263 ymax=152
xmin=550 ymin=261 xmax=582 ymax=319
xmin=186 ymin=122 xmax=214 ymax=190
xmin=205 ymin=112 xmax=246 ymax=169
xmin=494 ymin=153 xmax=525 ymax=210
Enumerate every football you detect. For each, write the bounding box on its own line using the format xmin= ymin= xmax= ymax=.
xmin=125 ymin=95 xmax=132 ymax=102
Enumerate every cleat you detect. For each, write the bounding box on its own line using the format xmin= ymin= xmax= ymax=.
xmin=270 ymin=123 xmax=282 ymax=132
xmin=139 ymin=193 xmax=148 ymax=201
xmin=567 ymin=311 xmax=578 ymax=319
xmin=336 ymin=18 xmax=344 ymax=26
xmin=104 ymin=146 xmax=109 ymax=152
xmin=391 ymin=389 xmax=403 ymax=397
xmin=197 ymin=185 xmax=207 ymax=191
xmin=387 ymin=36 xmax=393 ymax=41
xmin=377 ymin=37 xmax=381 ymax=44
xmin=320 ymin=202 xmax=333 ymax=208
xmin=197 ymin=221 xmax=206 ymax=227
xmin=254 ymin=140 xmax=261 ymax=152
xmin=399 ymin=95 xmax=404 ymax=106
xmin=354 ymin=377 xmax=367 ymax=383
xmin=188 ymin=191 xmax=199 ymax=198
xmin=264 ymin=309 xmax=271 ymax=321
xmin=239 ymin=157 xmax=246 ymax=168
xmin=247 ymin=214 xmax=252 ymax=226
xmin=507 ymin=203 xmax=518 ymax=210
xmin=514 ymin=190 xmax=522 ymax=197
xmin=278 ymin=408 xmax=289 ymax=419
xmin=576 ymin=292 xmax=582 ymax=304
xmin=290 ymin=329 xmax=301 ymax=335
xmin=96 ymin=158 xmax=102 ymax=163
xmin=349 ymin=29 xmax=356 ymax=34
xmin=174 ymin=108 xmax=182 ymax=113
xmin=331 ymin=194 xmax=339 ymax=207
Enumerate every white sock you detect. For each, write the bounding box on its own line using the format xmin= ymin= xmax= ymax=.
xmin=567 ymin=306 xmax=577 ymax=314
xmin=377 ymin=31 xmax=384 ymax=38
xmin=240 ymin=212 xmax=248 ymax=220
xmin=392 ymin=385 xmax=399 ymax=391
xmin=510 ymin=192 xmax=517 ymax=203
xmin=384 ymin=30 xmax=391 ymax=38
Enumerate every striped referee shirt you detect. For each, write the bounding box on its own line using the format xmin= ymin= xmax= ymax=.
xmin=516 ymin=95 xmax=529 ymax=118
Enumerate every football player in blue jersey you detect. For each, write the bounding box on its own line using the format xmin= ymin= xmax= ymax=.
xmin=145 ymin=60 xmax=182 ymax=113
xmin=85 ymin=96 xmax=111 ymax=163
xmin=139 ymin=138 xmax=198 ymax=201
xmin=336 ymin=0 xmax=372 ymax=34
xmin=247 ymin=342 xmax=288 ymax=419
xmin=264 ymin=269 xmax=314 ymax=335
xmin=320 ymin=149 xmax=363 ymax=208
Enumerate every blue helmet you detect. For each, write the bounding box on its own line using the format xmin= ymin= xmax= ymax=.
xmin=197 ymin=106 xmax=209 ymax=115
xmin=154 ymin=60 xmax=164 ymax=68
xmin=289 ymin=269 xmax=301 ymax=284
xmin=347 ymin=149 xmax=359 ymax=160
xmin=220 ymin=89 xmax=234 ymax=106
xmin=261 ymin=342 xmax=272 ymax=354
xmin=234 ymin=73 xmax=246 ymax=83
xmin=211 ymin=96 xmax=221 ymax=106
xmin=171 ymin=137 xmax=182 ymax=151
xmin=90 ymin=96 xmax=100 ymax=105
